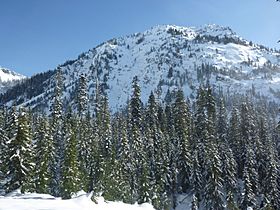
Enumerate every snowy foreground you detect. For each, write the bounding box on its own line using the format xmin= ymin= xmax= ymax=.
xmin=0 ymin=190 xmax=155 ymax=210
xmin=0 ymin=190 xmax=251 ymax=210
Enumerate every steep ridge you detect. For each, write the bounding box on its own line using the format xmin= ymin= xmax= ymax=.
xmin=1 ymin=24 xmax=280 ymax=112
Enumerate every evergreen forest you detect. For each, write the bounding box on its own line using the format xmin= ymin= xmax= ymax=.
xmin=0 ymin=71 xmax=280 ymax=210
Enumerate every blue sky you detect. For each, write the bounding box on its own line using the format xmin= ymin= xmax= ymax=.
xmin=0 ymin=0 xmax=279 ymax=76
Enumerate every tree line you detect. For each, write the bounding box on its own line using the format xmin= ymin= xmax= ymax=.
xmin=0 ymin=70 xmax=280 ymax=210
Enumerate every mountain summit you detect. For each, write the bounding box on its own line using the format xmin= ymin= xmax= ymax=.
xmin=1 ymin=24 xmax=280 ymax=111
xmin=0 ymin=67 xmax=25 ymax=94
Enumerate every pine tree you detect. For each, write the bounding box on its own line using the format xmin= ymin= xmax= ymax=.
xmin=204 ymin=142 xmax=225 ymax=210
xmin=88 ymin=117 xmax=101 ymax=195
xmin=77 ymin=114 xmax=93 ymax=191
xmin=217 ymin=98 xmax=237 ymax=194
xmin=61 ymin=112 xmax=80 ymax=199
xmin=240 ymin=103 xmax=259 ymax=195
xmin=76 ymin=74 xmax=91 ymax=191
xmin=190 ymin=149 xmax=202 ymax=199
xmin=3 ymin=108 xmax=35 ymax=193
xmin=99 ymin=95 xmax=112 ymax=160
xmin=117 ymin=115 xmax=133 ymax=203
xmin=49 ymin=68 xmax=64 ymax=196
xmin=165 ymin=104 xmax=179 ymax=208
xmin=241 ymin=165 xmax=256 ymax=210
xmin=263 ymin=121 xmax=280 ymax=209
xmin=98 ymin=94 xmax=114 ymax=196
xmin=258 ymin=116 xmax=271 ymax=192
xmin=128 ymin=76 xmax=144 ymax=202
xmin=0 ymin=107 xmax=8 ymax=189
xmin=138 ymin=158 xmax=152 ymax=204
xmin=226 ymin=191 xmax=239 ymax=210
xmin=76 ymin=73 xmax=88 ymax=116
xmin=203 ymin=87 xmax=225 ymax=210
xmin=172 ymin=89 xmax=192 ymax=192
xmin=194 ymin=87 xmax=208 ymax=178
xmin=34 ymin=115 xmax=53 ymax=194
xmin=144 ymin=92 xmax=169 ymax=208
xmin=191 ymin=194 xmax=199 ymax=210
xmin=228 ymin=107 xmax=241 ymax=177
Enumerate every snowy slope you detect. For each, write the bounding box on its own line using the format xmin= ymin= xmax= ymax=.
xmin=0 ymin=67 xmax=25 ymax=82
xmin=2 ymin=24 xmax=280 ymax=111
xmin=0 ymin=191 xmax=155 ymax=210
xmin=0 ymin=67 xmax=26 ymax=94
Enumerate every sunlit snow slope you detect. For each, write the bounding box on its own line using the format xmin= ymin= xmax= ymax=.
xmin=2 ymin=24 xmax=280 ymax=111
xmin=0 ymin=67 xmax=25 ymax=94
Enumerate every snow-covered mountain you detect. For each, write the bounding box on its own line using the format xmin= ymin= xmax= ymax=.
xmin=1 ymin=24 xmax=280 ymax=111
xmin=0 ymin=67 xmax=26 ymax=94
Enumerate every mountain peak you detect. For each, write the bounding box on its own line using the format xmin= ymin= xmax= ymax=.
xmin=135 ymin=24 xmax=241 ymax=45
xmin=197 ymin=24 xmax=236 ymax=37
xmin=0 ymin=67 xmax=26 ymax=82
xmin=2 ymin=24 xmax=280 ymax=112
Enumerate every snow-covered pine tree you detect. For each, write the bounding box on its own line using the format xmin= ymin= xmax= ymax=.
xmin=157 ymin=105 xmax=167 ymax=135
xmin=226 ymin=191 xmax=239 ymax=210
xmin=138 ymin=155 xmax=152 ymax=205
xmin=3 ymin=107 xmax=35 ymax=193
xmin=191 ymin=194 xmax=199 ymax=210
xmin=49 ymin=68 xmax=64 ymax=196
xmin=128 ymin=76 xmax=144 ymax=202
xmin=113 ymin=115 xmax=132 ymax=203
xmin=228 ymin=107 xmax=241 ymax=177
xmin=88 ymin=82 xmax=103 ymax=194
xmin=165 ymin=104 xmax=179 ymax=208
xmin=1 ymin=107 xmax=18 ymax=191
xmin=204 ymin=141 xmax=225 ymax=210
xmin=262 ymin=117 xmax=280 ymax=209
xmin=87 ymin=114 xmax=101 ymax=194
xmin=217 ymin=98 xmax=237 ymax=194
xmin=144 ymin=92 xmax=169 ymax=209
xmin=190 ymin=149 xmax=202 ymax=200
xmin=241 ymin=164 xmax=256 ymax=210
xmin=99 ymin=94 xmax=112 ymax=160
xmin=76 ymin=73 xmax=88 ymax=117
xmin=0 ymin=107 xmax=8 ymax=190
xmin=172 ymin=89 xmax=192 ymax=193
xmin=34 ymin=114 xmax=54 ymax=194
xmin=241 ymin=144 xmax=259 ymax=209
xmin=257 ymin=116 xmax=271 ymax=192
xmin=194 ymin=87 xmax=208 ymax=178
xmin=240 ymin=103 xmax=259 ymax=195
xmin=75 ymin=73 xmax=91 ymax=191
xmin=203 ymin=87 xmax=225 ymax=210
xmin=76 ymin=115 xmax=92 ymax=191
xmin=221 ymin=144 xmax=237 ymax=195
xmin=99 ymin=94 xmax=119 ymax=200
xmin=61 ymin=111 xmax=80 ymax=199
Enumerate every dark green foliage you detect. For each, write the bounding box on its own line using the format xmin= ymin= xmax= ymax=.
xmin=49 ymin=69 xmax=64 ymax=196
xmin=172 ymin=90 xmax=192 ymax=192
xmin=34 ymin=115 xmax=53 ymax=194
xmin=128 ymin=76 xmax=144 ymax=202
xmin=76 ymin=74 xmax=88 ymax=116
xmin=61 ymin=113 xmax=80 ymax=199
xmin=3 ymin=108 xmax=34 ymax=193
xmin=226 ymin=191 xmax=239 ymax=210
xmin=0 ymin=77 xmax=280 ymax=210
xmin=241 ymin=165 xmax=256 ymax=210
